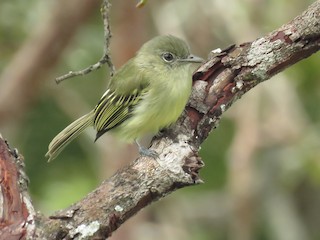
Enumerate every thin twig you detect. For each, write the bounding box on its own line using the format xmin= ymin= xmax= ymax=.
xmin=101 ymin=0 xmax=115 ymax=76
xmin=55 ymin=0 xmax=115 ymax=84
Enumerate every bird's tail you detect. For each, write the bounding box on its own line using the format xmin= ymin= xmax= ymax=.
xmin=46 ymin=110 xmax=95 ymax=162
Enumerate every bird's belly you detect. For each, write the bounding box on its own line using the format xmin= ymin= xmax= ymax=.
xmin=113 ymin=81 xmax=191 ymax=141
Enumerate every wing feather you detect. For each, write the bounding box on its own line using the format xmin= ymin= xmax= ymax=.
xmin=93 ymin=58 xmax=150 ymax=140
xmin=93 ymin=88 xmax=146 ymax=140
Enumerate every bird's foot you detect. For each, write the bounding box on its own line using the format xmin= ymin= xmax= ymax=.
xmin=135 ymin=140 xmax=159 ymax=159
xmin=139 ymin=146 xmax=159 ymax=159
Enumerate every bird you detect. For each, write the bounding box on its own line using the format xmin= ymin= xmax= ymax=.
xmin=46 ymin=35 xmax=203 ymax=161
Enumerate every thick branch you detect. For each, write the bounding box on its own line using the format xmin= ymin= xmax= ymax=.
xmin=183 ymin=0 xmax=320 ymax=146
xmin=39 ymin=139 xmax=203 ymax=239
xmin=0 ymin=136 xmax=35 ymax=239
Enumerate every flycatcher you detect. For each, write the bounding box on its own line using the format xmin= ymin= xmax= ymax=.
xmin=46 ymin=35 xmax=203 ymax=161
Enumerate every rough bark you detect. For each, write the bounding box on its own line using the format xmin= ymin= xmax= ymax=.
xmin=0 ymin=1 xmax=319 ymax=239
xmin=0 ymin=136 xmax=35 ymax=240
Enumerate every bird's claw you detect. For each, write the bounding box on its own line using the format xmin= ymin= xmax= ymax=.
xmin=138 ymin=146 xmax=159 ymax=159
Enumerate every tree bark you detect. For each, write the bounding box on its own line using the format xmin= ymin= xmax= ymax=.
xmin=0 ymin=1 xmax=319 ymax=239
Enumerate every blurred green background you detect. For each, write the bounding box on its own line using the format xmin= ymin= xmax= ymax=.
xmin=0 ymin=0 xmax=319 ymax=239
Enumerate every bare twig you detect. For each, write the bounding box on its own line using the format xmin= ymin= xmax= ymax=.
xmin=101 ymin=0 xmax=115 ymax=76
xmin=55 ymin=0 xmax=115 ymax=83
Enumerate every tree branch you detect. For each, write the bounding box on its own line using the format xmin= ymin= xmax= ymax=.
xmin=55 ymin=0 xmax=115 ymax=83
xmin=0 ymin=135 xmax=35 ymax=239
xmin=185 ymin=0 xmax=320 ymax=146
xmin=1 ymin=1 xmax=319 ymax=239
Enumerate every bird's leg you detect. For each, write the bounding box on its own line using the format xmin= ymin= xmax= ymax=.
xmin=135 ymin=139 xmax=159 ymax=159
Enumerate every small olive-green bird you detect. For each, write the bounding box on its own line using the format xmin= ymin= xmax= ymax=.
xmin=46 ymin=35 xmax=203 ymax=161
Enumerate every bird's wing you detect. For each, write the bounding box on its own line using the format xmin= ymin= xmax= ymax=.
xmin=93 ymin=87 xmax=147 ymax=140
xmin=93 ymin=58 xmax=151 ymax=140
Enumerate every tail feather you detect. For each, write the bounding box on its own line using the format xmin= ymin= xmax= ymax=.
xmin=46 ymin=111 xmax=95 ymax=162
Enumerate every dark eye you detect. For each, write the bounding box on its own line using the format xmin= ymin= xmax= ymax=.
xmin=162 ymin=52 xmax=174 ymax=62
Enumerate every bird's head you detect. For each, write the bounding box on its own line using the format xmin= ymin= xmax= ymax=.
xmin=136 ymin=35 xmax=203 ymax=71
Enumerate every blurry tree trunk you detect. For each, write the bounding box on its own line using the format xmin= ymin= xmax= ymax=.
xmin=0 ymin=0 xmax=99 ymax=126
xmin=0 ymin=1 xmax=320 ymax=239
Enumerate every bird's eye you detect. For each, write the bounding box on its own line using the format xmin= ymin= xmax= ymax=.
xmin=162 ymin=52 xmax=174 ymax=62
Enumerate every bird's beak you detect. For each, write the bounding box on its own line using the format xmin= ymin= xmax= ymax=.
xmin=181 ymin=54 xmax=204 ymax=63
